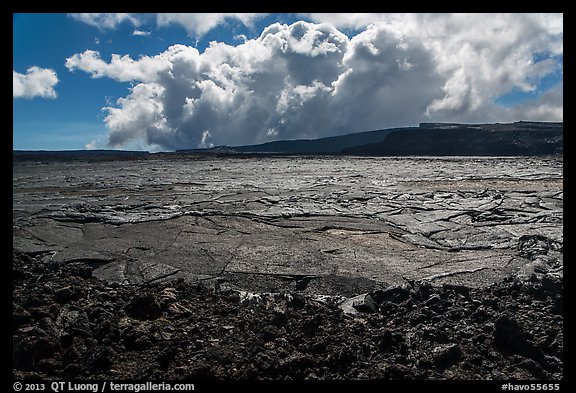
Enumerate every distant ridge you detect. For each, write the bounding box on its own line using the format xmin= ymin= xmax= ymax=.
xmin=13 ymin=149 xmax=149 ymax=155
xmin=178 ymin=127 xmax=401 ymax=155
xmin=14 ymin=121 xmax=562 ymax=159
xmin=344 ymin=122 xmax=563 ymax=156
xmin=418 ymin=121 xmax=563 ymax=130
xmin=13 ymin=149 xmax=150 ymax=162
xmin=182 ymin=121 xmax=562 ymax=156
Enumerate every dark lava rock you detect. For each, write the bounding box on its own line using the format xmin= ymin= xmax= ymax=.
xmin=412 ymin=282 xmax=433 ymax=301
xmin=36 ymin=358 xmax=61 ymax=373
xmin=518 ymin=234 xmax=563 ymax=259
xmin=13 ymin=334 xmax=61 ymax=370
xmin=517 ymin=358 xmax=548 ymax=379
xmin=64 ymin=262 xmax=93 ymax=279
xmin=62 ymin=336 xmax=87 ymax=364
xmin=13 ymin=304 xmax=32 ymax=330
xmin=541 ymin=275 xmax=562 ymax=295
xmin=278 ymin=353 xmax=316 ymax=372
xmin=124 ymin=292 xmax=162 ymax=320
xmin=442 ymin=284 xmax=471 ymax=298
xmin=472 ymin=306 xmax=491 ymax=322
xmin=185 ymin=365 xmax=217 ymax=379
xmin=54 ymin=285 xmax=84 ymax=304
xmin=12 ymin=250 xmax=563 ymax=380
xmin=122 ymin=325 xmax=154 ymax=350
xmin=83 ymin=346 xmax=113 ymax=372
xmin=422 ymin=326 xmax=449 ymax=343
xmin=57 ymin=307 xmax=92 ymax=346
xmin=352 ymin=294 xmax=378 ymax=313
xmin=286 ymin=293 xmax=306 ymax=309
xmin=493 ymin=313 xmax=523 ymax=348
xmin=295 ymin=277 xmax=310 ymax=291
xmin=552 ymin=295 xmax=563 ymax=315
xmin=330 ymin=347 xmax=357 ymax=370
xmin=482 ymin=296 xmax=499 ymax=309
xmin=260 ymin=325 xmax=282 ymax=342
xmin=157 ymin=344 xmax=180 ymax=369
xmin=371 ymin=286 xmax=410 ymax=304
xmin=377 ymin=329 xmax=396 ymax=353
xmin=547 ymin=335 xmax=563 ymax=359
xmin=432 ymin=343 xmax=462 ymax=370
xmin=425 ymin=294 xmax=441 ymax=306
xmin=205 ymin=347 xmax=232 ymax=365
xmin=493 ymin=313 xmax=544 ymax=361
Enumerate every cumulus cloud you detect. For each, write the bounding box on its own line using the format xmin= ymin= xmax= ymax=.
xmin=306 ymin=13 xmax=563 ymax=120
xmin=13 ymin=66 xmax=59 ymax=99
xmin=66 ymin=15 xmax=563 ymax=151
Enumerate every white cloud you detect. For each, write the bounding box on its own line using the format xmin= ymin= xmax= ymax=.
xmin=198 ymin=130 xmax=214 ymax=149
xmin=300 ymin=13 xmax=397 ymax=29
xmin=13 ymin=66 xmax=59 ymax=99
xmin=305 ymin=13 xmax=563 ymax=121
xmin=84 ymin=139 xmax=100 ymax=150
xmin=104 ymin=83 xmax=170 ymax=148
xmin=69 ymin=13 xmax=140 ymax=29
xmin=69 ymin=13 xmax=267 ymax=38
xmin=156 ymin=13 xmax=267 ymax=37
xmin=133 ymin=30 xmax=151 ymax=37
xmin=65 ymin=49 xmax=174 ymax=82
xmin=502 ymin=83 xmax=563 ymax=122
xmin=67 ymin=15 xmax=563 ymax=151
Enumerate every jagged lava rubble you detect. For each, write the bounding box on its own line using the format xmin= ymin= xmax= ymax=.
xmin=12 ymin=249 xmax=562 ymax=380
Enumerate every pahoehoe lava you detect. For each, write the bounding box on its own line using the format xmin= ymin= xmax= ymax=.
xmin=13 ymin=154 xmax=563 ymax=380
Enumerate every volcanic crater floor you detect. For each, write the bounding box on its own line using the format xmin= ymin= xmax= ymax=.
xmin=13 ymin=155 xmax=563 ymax=380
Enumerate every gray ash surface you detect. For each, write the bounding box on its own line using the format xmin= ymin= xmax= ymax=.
xmin=13 ymin=156 xmax=563 ymax=290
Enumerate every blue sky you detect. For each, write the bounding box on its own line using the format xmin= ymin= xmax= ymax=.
xmin=13 ymin=13 xmax=563 ymax=151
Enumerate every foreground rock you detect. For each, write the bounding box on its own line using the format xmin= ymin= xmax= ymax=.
xmin=13 ymin=250 xmax=562 ymax=380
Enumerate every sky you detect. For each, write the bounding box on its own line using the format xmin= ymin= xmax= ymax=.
xmin=13 ymin=13 xmax=563 ymax=151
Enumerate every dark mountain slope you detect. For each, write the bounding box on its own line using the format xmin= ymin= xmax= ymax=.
xmin=343 ymin=122 xmax=563 ymax=156
xmin=179 ymin=128 xmax=399 ymax=154
xmin=185 ymin=121 xmax=562 ymax=156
